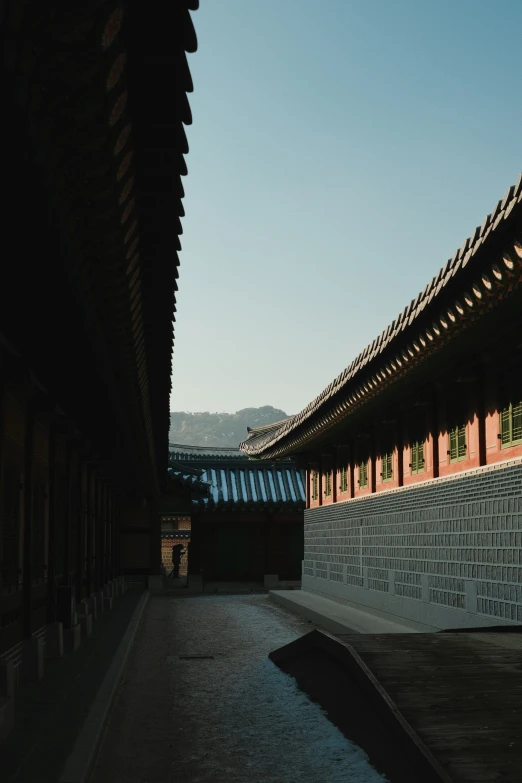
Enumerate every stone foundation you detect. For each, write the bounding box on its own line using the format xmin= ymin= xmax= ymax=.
xmin=303 ymin=460 xmax=522 ymax=629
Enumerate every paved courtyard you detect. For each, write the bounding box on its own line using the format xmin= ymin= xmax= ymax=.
xmin=89 ymin=593 xmax=386 ymax=783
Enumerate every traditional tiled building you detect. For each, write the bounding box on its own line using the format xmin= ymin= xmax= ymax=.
xmin=241 ymin=175 xmax=522 ymax=630
xmin=0 ymin=0 xmax=198 ymax=726
xmin=166 ymin=446 xmax=306 ymax=584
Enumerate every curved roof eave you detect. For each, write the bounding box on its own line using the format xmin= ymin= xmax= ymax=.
xmin=240 ymin=173 xmax=522 ymax=459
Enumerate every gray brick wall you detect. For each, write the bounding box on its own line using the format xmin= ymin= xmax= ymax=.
xmin=303 ymin=459 xmax=522 ymax=628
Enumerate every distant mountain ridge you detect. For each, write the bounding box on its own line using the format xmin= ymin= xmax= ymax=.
xmin=169 ymin=406 xmax=290 ymax=449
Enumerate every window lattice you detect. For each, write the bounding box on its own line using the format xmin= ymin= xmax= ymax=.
xmin=382 ymin=452 xmax=393 ymax=482
xmin=500 ymin=401 xmax=522 ymax=447
xmin=340 ymin=465 xmax=348 ymax=493
xmin=410 ymin=440 xmax=425 ymax=474
xmin=312 ymin=471 xmax=319 ymax=501
xmin=449 ymin=423 xmax=467 ymax=462
xmin=358 ymin=461 xmax=368 ymax=489
xmin=324 ymin=471 xmax=332 ymax=497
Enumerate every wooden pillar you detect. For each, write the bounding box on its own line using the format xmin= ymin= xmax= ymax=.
xmin=0 ymin=373 xmax=5 ymax=595
xmin=111 ymin=493 xmax=119 ymax=578
xmin=370 ymin=430 xmax=377 ymax=493
xmin=102 ymin=485 xmax=108 ymax=582
xmin=75 ymin=457 xmax=86 ymax=601
xmin=66 ymin=440 xmax=79 ymax=590
xmin=107 ymin=489 xmax=113 ymax=579
xmin=150 ymin=497 xmax=161 ymax=575
xmin=94 ymin=473 xmax=102 ymax=590
xmin=87 ymin=467 xmax=96 ymax=595
xmin=47 ymin=416 xmax=74 ymax=621
xmin=349 ymin=448 xmax=355 ymax=498
xmin=397 ymin=407 xmax=404 ymax=487
xmin=81 ymin=462 xmax=88 ymax=599
xmin=22 ymin=401 xmax=35 ymax=638
xmin=47 ymin=420 xmax=58 ymax=622
xmin=477 ymin=362 xmax=488 ymax=466
xmin=431 ymin=396 xmax=439 ymax=479
xmin=333 ymin=448 xmax=338 ymax=503
xmin=101 ymin=482 xmax=108 ymax=585
xmin=106 ymin=484 xmax=111 ymax=583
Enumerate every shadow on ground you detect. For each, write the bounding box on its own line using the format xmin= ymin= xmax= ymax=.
xmin=273 ymin=646 xmax=433 ymax=783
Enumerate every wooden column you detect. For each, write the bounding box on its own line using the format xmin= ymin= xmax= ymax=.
xmin=22 ymin=400 xmax=35 ymax=638
xmin=333 ymin=447 xmax=338 ymax=503
xmin=86 ymin=466 xmax=96 ymax=596
xmin=397 ymin=406 xmax=404 ymax=487
xmin=66 ymin=439 xmax=80 ymax=591
xmin=477 ymin=360 xmax=488 ymax=466
xmin=150 ymin=496 xmax=162 ymax=575
xmin=0 ymin=371 xmax=5 ymax=595
xmin=101 ymin=480 xmax=107 ymax=585
xmin=47 ymin=420 xmax=58 ymax=622
xmin=349 ymin=447 xmax=355 ymax=498
xmin=75 ymin=456 xmax=86 ymax=601
xmin=111 ymin=493 xmax=119 ymax=578
xmin=370 ymin=429 xmax=377 ymax=493
xmin=431 ymin=396 xmax=439 ymax=479
xmin=107 ymin=489 xmax=114 ymax=579
xmin=94 ymin=473 xmax=103 ymax=590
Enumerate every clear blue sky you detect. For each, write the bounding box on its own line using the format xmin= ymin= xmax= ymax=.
xmin=171 ymin=0 xmax=522 ymax=415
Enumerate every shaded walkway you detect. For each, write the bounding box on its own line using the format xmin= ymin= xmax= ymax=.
xmin=1 ymin=590 xmax=143 ymax=783
xmin=89 ymin=594 xmax=386 ymax=783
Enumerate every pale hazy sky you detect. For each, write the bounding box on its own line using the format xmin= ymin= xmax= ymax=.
xmin=171 ymin=0 xmax=522 ymax=415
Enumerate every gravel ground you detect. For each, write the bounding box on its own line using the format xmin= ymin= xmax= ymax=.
xmin=90 ymin=594 xmax=387 ymax=783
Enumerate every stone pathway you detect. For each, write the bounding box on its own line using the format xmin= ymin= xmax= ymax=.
xmin=89 ymin=594 xmax=386 ymax=783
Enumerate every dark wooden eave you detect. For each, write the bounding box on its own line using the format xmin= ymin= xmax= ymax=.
xmin=0 ymin=1 xmax=198 ymax=494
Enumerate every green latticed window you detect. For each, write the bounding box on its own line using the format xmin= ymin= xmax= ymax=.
xmin=500 ymin=401 xmax=522 ymax=447
xmin=358 ymin=461 xmax=368 ymax=489
xmin=311 ymin=471 xmax=319 ymax=501
xmin=381 ymin=452 xmax=393 ymax=482
xmin=340 ymin=465 xmax=348 ymax=493
xmin=324 ymin=471 xmax=332 ymax=497
xmin=449 ymin=423 xmax=467 ymax=462
xmin=410 ymin=440 xmax=425 ymax=474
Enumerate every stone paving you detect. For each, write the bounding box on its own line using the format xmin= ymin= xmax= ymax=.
xmin=89 ymin=594 xmax=386 ymax=783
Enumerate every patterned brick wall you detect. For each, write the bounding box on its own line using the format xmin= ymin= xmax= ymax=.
xmin=161 ymin=539 xmax=189 ymax=576
xmin=161 ymin=516 xmax=191 ymax=577
xmin=303 ymin=457 xmax=522 ymax=627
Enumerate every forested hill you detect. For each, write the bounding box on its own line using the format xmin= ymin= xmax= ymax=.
xmin=169 ymin=406 xmax=289 ymax=449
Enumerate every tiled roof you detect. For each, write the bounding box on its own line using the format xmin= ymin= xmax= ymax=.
xmin=169 ymin=444 xmax=246 ymax=460
xmin=246 ymin=418 xmax=293 ymax=438
xmin=240 ymin=173 xmax=522 ymax=459
xmin=168 ymin=461 xmax=209 ymax=492
xmin=196 ymin=463 xmax=306 ymax=510
xmin=168 ymin=449 xmax=306 ymax=511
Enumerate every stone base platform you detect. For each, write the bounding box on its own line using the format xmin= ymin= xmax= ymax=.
xmin=269 ymin=588 xmax=436 ymax=635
